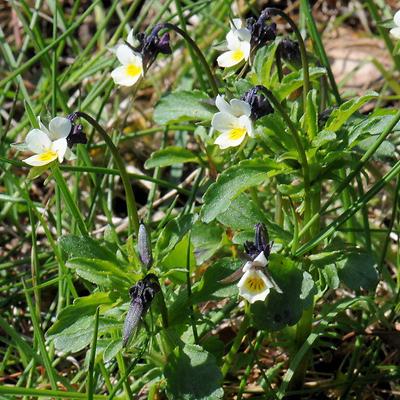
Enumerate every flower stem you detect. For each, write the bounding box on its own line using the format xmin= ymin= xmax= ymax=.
xmin=266 ymin=8 xmax=310 ymax=107
xmin=51 ymin=163 xmax=88 ymax=236
xmin=221 ymin=313 xmax=250 ymax=378
xmin=160 ymin=22 xmax=219 ymax=96
xmin=76 ymin=111 xmax=140 ymax=237
xmin=257 ymin=86 xmax=312 ymax=236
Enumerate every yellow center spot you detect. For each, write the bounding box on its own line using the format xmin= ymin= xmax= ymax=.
xmin=228 ymin=127 xmax=246 ymax=140
xmin=232 ymin=48 xmax=244 ymax=62
xmin=126 ymin=64 xmax=142 ymax=77
xmin=244 ymin=276 xmax=266 ymax=293
xmin=37 ymin=150 xmax=57 ymax=162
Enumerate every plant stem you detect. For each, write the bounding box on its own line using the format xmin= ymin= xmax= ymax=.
xmin=87 ymin=307 xmax=100 ymax=400
xmin=296 ymin=109 xmax=400 ymax=243
xmin=299 ymin=0 xmax=342 ymax=104
xmin=51 ymin=163 xmax=88 ymax=236
xmin=160 ymin=22 xmax=219 ymax=96
xmin=76 ymin=111 xmax=139 ymax=237
xmin=266 ymin=8 xmax=310 ymax=107
xmin=221 ymin=314 xmax=250 ymax=378
xmin=257 ymin=86 xmax=312 ymax=236
xmin=186 ymin=232 xmax=199 ymax=344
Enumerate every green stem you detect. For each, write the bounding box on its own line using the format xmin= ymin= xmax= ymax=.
xmin=296 ymin=109 xmax=400 ymax=243
xmin=51 ymin=163 xmax=88 ymax=236
xmin=76 ymin=111 xmax=139 ymax=236
xmin=221 ymin=314 xmax=250 ymax=378
xmin=296 ymin=158 xmax=400 ymax=256
xmin=266 ymin=8 xmax=310 ymax=107
xmin=87 ymin=307 xmax=100 ymax=400
xmin=298 ymin=0 xmax=342 ymax=104
xmin=160 ymin=22 xmax=219 ymax=96
xmin=186 ymin=232 xmax=199 ymax=344
xmin=258 ymin=86 xmax=312 ymax=234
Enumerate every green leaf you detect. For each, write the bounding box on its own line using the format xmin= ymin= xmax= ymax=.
xmin=216 ymin=193 xmax=292 ymax=242
xmin=191 ymin=221 xmax=224 ymax=264
xmin=145 ymin=146 xmax=200 ymax=169
xmin=253 ymin=41 xmax=279 ymax=87
xmin=275 ymin=67 xmax=326 ymax=101
xmin=201 ymin=159 xmax=281 ymax=223
xmin=337 ymin=252 xmax=378 ymax=292
xmin=324 ymin=91 xmax=378 ymax=132
xmin=27 ymin=164 xmax=51 ymax=180
xmin=59 ymin=235 xmax=120 ymax=264
xmin=66 ymin=257 xmax=132 ymax=289
xmin=192 ymin=258 xmax=241 ymax=303
xmin=156 ymin=214 xmax=197 ymax=259
xmin=48 ymin=316 xmax=120 ymax=353
xmin=164 ymin=344 xmax=224 ymax=400
xmin=103 ymin=339 xmax=123 ymax=363
xmin=311 ymin=130 xmax=336 ymax=148
xmin=154 ymin=90 xmax=214 ymax=125
xmin=47 ymin=292 xmax=114 ymax=336
xmin=251 ymin=254 xmax=316 ymax=331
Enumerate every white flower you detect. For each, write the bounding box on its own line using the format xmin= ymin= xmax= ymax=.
xmin=212 ymin=95 xmax=254 ymax=149
xmin=217 ymin=18 xmax=251 ymax=68
xmin=111 ymin=36 xmax=143 ymax=87
xmin=390 ymin=11 xmax=400 ymax=39
xmin=237 ymin=251 xmax=276 ymax=304
xmin=19 ymin=117 xmax=75 ymax=167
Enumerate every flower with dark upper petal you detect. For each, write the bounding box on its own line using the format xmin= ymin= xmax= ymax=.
xmin=66 ymin=113 xmax=87 ymax=148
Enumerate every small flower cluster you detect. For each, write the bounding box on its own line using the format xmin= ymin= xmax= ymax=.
xmin=217 ymin=13 xmax=276 ymax=69
xmin=211 ymin=86 xmax=273 ymax=149
xmin=111 ymin=25 xmax=171 ymax=87
xmin=14 ymin=115 xmax=86 ymax=167
xmin=237 ymin=223 xmax=282 ymax=304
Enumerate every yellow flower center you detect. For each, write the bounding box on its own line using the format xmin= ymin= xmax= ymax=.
xmin=126 ymin=64 xmax=142 ymax=77
xmin=37 ymin=150 xmax=58 ymax=162
xmin=232 ymin=48 xmax=244 ymax=62
xmin=228 ymin=127 xmax=246 ymax=140
xmin=244 ymin=275 xmax=266 ymax=293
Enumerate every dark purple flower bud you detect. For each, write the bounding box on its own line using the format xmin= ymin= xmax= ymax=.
xmin=130 ymin=25 xmax=172 ymax=71
xmin=244 ymin=223 xmax=272 ymax=261
xmin=278 ymin=38 xmax=301 ymax=64
xmin=66 ymin=113 xmax=87 ymax=148
xmin=138 ymin=222 xmax=153 ymax=269
xmin=242 ymin=86 xmax=273 ymax=120
xmin=123 ymin=273 xmax=160 ymax=346
xmin=246 ymin=10 xmax=277 ymax=50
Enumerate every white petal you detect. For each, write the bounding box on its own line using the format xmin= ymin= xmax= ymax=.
xmin=230 ymin=18 xmax=244 ymax=30
xmin=253 ymin=251 xmax=267 ymax=266
xmin=64 ymin=147 xmax=77 ymax=161
xmin=23 ymin=152 xmax=57 ymax=166
xmin=237 ymin=270 xmax=271 ymax=304
xmin=238 ymin=115 xmax=254 ymax=137
xmin=230 ymin=99 xmax=251 ymax=117
xmin=127 ymin=29 xmax=135 ymax=46
xmin=38 ymin=117 xmax=50 ymax=136
xmin=25 ymin=129 xmax=52 ymax=154
xmin=49 ymin=117 xmax=71 ymax=140
xmin=217 ymin=50 xmax=244 ymax=68
xmin=394 ymin=10 xmax=400 ymax=27
xmin=240 ymin=40 xmax=251 ymax=61
xmin=226 ymin=30 xmax=241 ymax=50
xmin=211 ymin=112 xmax=236 ymax=132
xmin=111 ymin=65 xmax=142 ymax=87
xmin=237 ymin=28 xmax=251 ymax=43
xmin=390 ymin=26 xmax=400 ymax=39
xmin=215 ymin=95 xmax=232 ymax=114
xmin=214 ymin=129 xmax=247 ymax=149
xmin=116 ymin=44 xmax=142 ymax=66
xmin=51 ymin=138 xmax=68 ymax=162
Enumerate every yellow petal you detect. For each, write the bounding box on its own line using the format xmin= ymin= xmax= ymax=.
xmin=228 ymin=127 xmax=246 ymax=140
